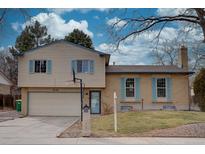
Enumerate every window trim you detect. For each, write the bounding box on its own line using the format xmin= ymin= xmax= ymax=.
xmin=156 ymin=78 xmax=167 ymax=98
xmin=33 ymin=59 xmax=47 ymax=74
xmin=125 ymin=78 xmax=135 ymax=98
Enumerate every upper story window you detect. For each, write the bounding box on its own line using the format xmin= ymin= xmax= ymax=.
xmin=157 ymin=78 xmax=166 ymax=97
xmin=125 ymin=78 xmax=135 ymax=97
xmin=34 ymin=60 xmax=47 ymax=73
xmin=73 ymin=60 xmax=94 ymax=73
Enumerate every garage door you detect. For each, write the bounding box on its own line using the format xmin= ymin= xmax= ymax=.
xmin=29 ymin=92 xmax=81 ymax=116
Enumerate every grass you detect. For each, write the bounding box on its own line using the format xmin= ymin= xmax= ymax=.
xmin=91 ymin=111 xmax=205 ymax=136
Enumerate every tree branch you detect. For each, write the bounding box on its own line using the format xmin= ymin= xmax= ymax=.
xmin=0 ymin=9 xmax=7 ymax=24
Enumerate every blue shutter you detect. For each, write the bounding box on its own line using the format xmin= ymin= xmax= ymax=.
xmin=120 ymin=78 xmax=125 ymax=100
xmin=46 ymin=60 xmax=52 ymax=74
xmin=90 ymin=60 xmax=94 ymax=73
xmin=29 ymin=60 xmax=34 ymax=74
xmin=166 ymin=78 xmax=172 ymax=101
xmin=152 ymin=78 xmax=157 ymax=102
xmin=135 ymin=78 xmax=140 ymax=101
xmin=71 ymin=60 xmax=77 ymax=73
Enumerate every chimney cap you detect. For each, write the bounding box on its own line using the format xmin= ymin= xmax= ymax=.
xmin=180 ymin=45 xmax=187 ymax=50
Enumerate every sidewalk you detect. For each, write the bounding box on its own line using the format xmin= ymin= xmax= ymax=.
xmin=1 ymin=137 xmax=205 ymax=145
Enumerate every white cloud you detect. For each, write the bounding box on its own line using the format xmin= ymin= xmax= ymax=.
xmin=11 ymin=22 xmax=22 ymax=32
xmin=157 ymin=8 xmax=187 ymax=16
xmin=23 ymin=13 xmax=93 ymax=39
xmin=49 ymin=8 xmax=109 ymax=15
xmin=96 ymin=41 xmax=152 ymax=65
xmin=48 ymin=9 xmax=74 ymax=15
xmin=96 ymin=25 xmax=203 ymax=65
xmin=96 ymin=33 xmax=103 ymax=37
xmin=107 ymin=17 xmax=126 ymax=30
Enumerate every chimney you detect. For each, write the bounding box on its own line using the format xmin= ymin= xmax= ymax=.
xmin=178 ymin=46 xmax=188 ymax=70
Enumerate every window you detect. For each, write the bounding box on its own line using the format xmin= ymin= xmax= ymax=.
xmin=34 ymin=60 xmax=47 ymax=73
xmin=76 ymin=60 xmax=93 ymax=73
xmin=157 ymin=78 xmax=166 ymax=97
xmin=121 ymin=106 xmax=133 ymax=112
xmin=82 ymin=60 xmax=89 ymax=73
xmin=77 ymin=60 xmax=82 ymax=73
xmin=125 ymin=78 xmax=135 ymax=97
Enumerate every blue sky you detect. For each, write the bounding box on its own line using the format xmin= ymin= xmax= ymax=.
xmin=0 ymin=8 xmax=202 ymax=65
xmin=1 ymin=9 xmax=156 ymax=46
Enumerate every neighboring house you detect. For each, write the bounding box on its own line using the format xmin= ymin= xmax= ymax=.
xmin=0 ymin=71 xmax=13 ymax=109
xmin=17 ymin=40 xmax=193 ymax=116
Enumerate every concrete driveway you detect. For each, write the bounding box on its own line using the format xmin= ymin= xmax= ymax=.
xmin=0 ymin=116 xmax=79 ymax=144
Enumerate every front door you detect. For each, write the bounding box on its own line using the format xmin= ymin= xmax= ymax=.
xmin=90 ymin=91 xmax=101 ymax=114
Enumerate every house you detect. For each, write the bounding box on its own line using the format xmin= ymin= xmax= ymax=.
xmin=0 ymin=71 xmax=13 ymax=109
xmin=17 ymin=40 xmax=193 ymax=116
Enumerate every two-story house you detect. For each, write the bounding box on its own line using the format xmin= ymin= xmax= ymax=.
xmin=17 ymin=40 xmax=193 ymax=116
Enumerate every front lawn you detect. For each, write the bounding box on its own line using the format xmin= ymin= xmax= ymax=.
xmin=91 ymin=111 xmax=205 ymax=136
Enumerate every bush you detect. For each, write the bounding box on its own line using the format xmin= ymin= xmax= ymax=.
xmin=102 ymin=103 xmax=113 ymax=115
xmin=193 ymin=68 xmax=205 ymax=111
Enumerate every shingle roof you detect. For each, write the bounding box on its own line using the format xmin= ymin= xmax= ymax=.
xmin=106 ymin=65 xmax=194 ymax=74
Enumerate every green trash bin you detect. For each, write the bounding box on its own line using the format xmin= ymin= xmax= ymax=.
xmin=16 ymin=99 xmax=22 ymax=112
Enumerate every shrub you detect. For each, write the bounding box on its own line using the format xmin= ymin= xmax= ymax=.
xmin=193 ymin=68 xmax=205 ymax=111
xmin=102 ymin=103 xmax=113 ymax=115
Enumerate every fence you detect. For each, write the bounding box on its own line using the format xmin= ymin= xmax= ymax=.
xmin=0 ymin=94 xmax=21 ymax=110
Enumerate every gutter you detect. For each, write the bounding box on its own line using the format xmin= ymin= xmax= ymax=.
xmin=106 ymin=71 xmax=195 ymax=75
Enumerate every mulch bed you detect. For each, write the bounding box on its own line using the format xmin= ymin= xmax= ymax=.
xmin=59 ymin=122 xmax=205 ymax=138
xmin=59 ymin=120 xmax=83 ymax=138
xmin=141 ymin=123 xmax=205 ymax=137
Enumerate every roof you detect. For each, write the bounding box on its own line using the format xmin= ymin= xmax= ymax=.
xmin=106 ymin=65 xmax=194 ymax=74
xmin=15 ymin=39 xmax=110 ymax=65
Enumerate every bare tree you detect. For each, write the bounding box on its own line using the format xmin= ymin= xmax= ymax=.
xmin=151 ymin=38 xmax=205 ymax=71
xmin=108 ymin=8 xmax=205 ymax=46
xmin=0 ymin=8 xmax=47 ymax=33
xmin=107 ymin=8 xmax=205 ymax=71
xmin=0 ymin=8 xmax=7 ymax=24
xmin=0 ymin=49 xmax=17 ymax=84
xmin=151 ymin=39 xmax=179 ymax=66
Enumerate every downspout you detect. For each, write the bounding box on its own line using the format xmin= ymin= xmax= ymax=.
xmin=188 ymin=73 xmax=194 ymax=111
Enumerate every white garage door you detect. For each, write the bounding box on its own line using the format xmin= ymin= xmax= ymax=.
xmin=29 ymin=92 xmax=81 ymax=116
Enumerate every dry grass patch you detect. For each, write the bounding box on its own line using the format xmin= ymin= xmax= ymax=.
xmin=91 ymin=111 xmax=205 ymax=136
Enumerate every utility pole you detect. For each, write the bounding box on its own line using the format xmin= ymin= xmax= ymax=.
xmin=114 ymin=91 xmax=117 ymax=132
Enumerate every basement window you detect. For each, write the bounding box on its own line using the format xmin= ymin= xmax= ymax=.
xmin=121 ymin=106 xmax=133 ymax=112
